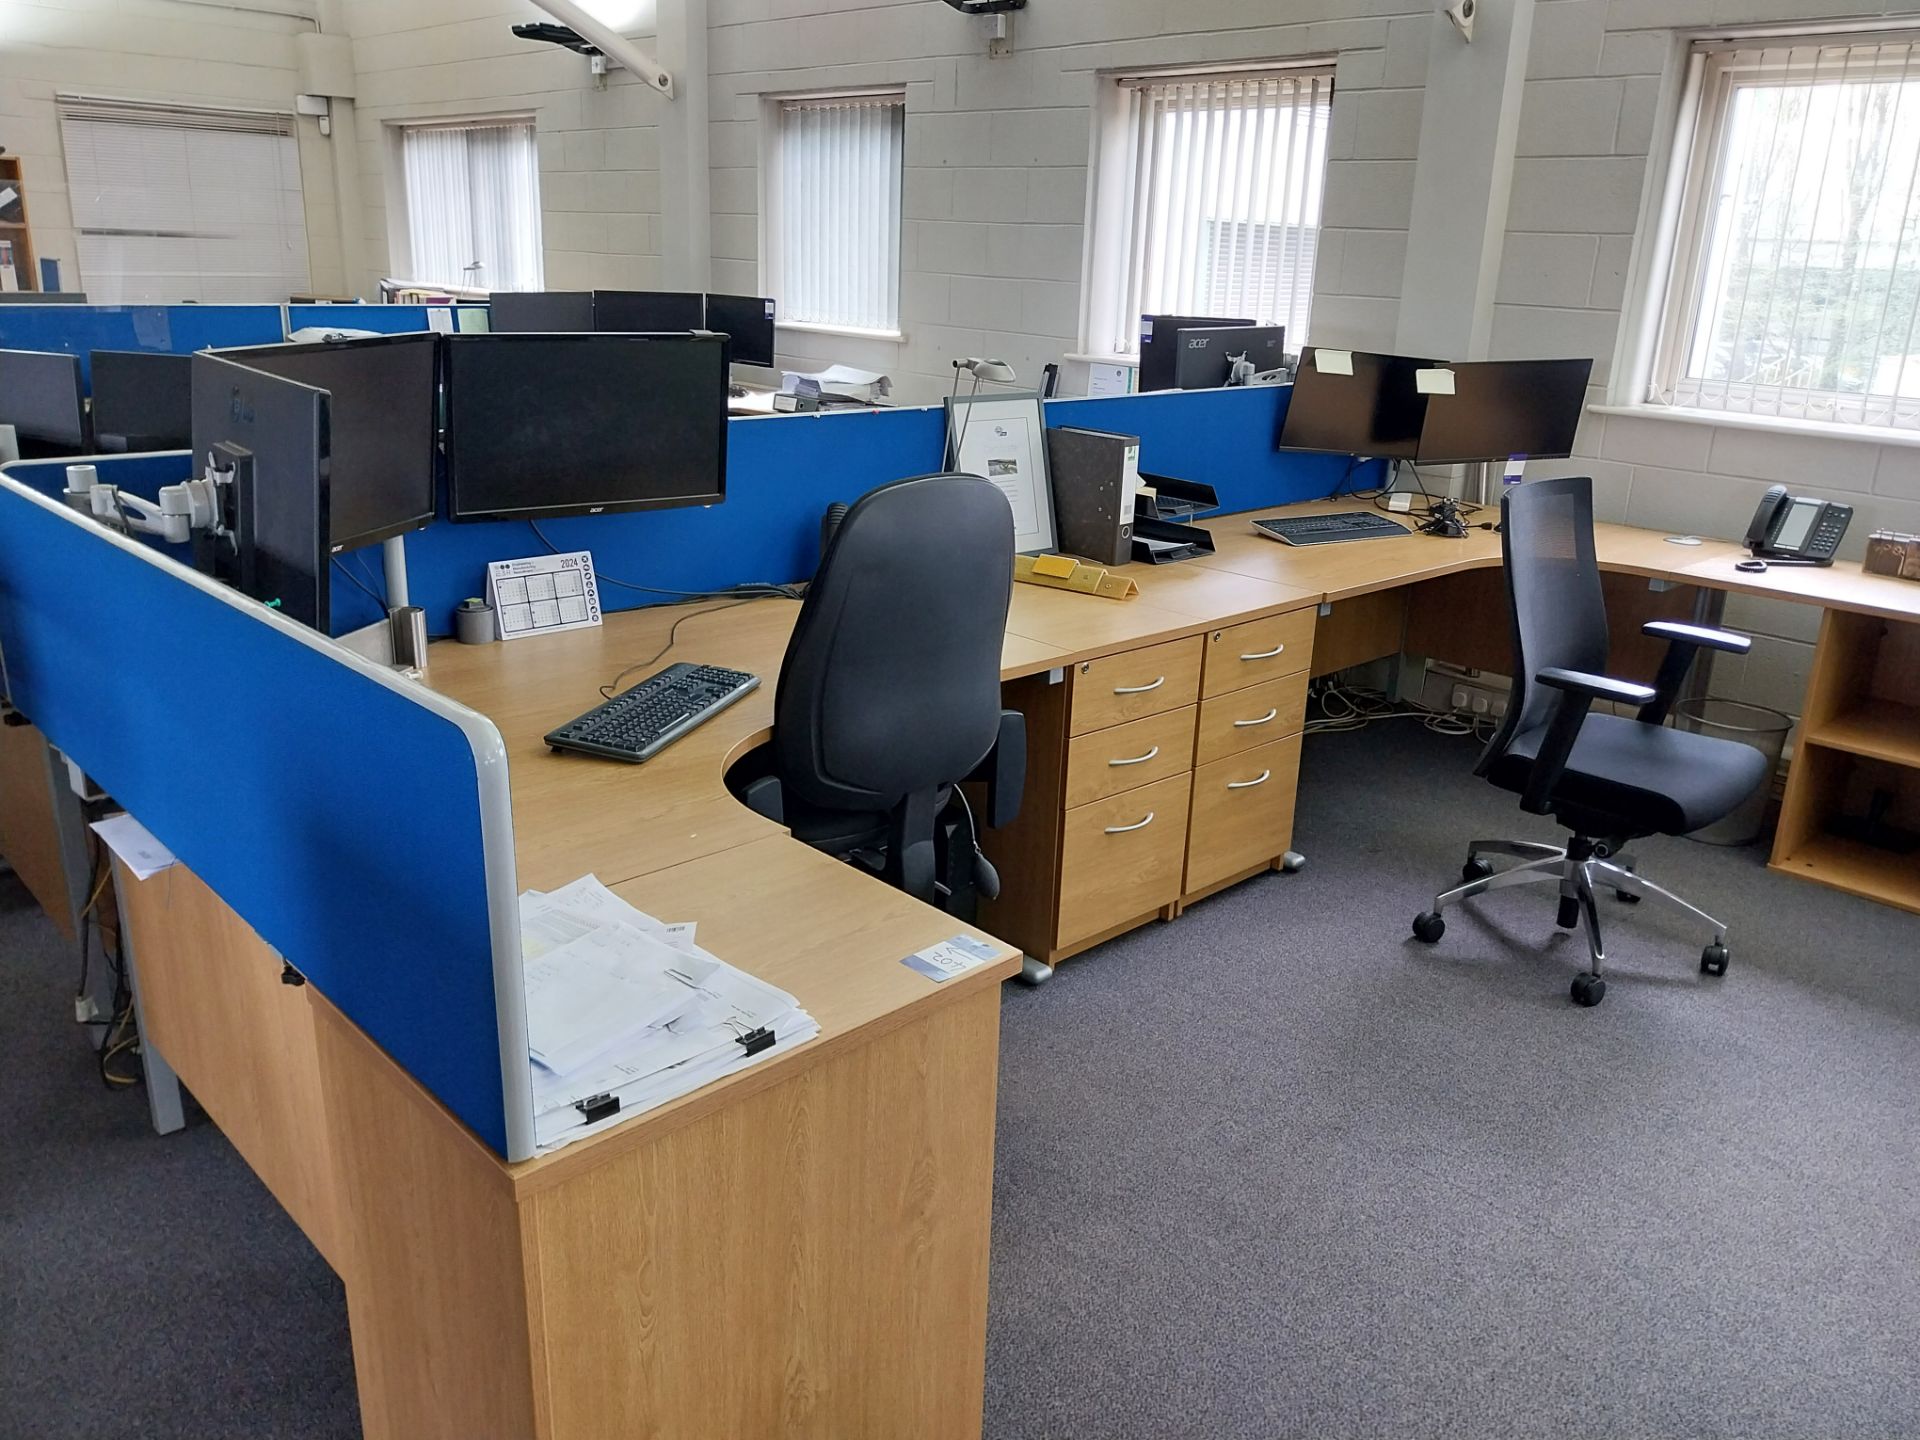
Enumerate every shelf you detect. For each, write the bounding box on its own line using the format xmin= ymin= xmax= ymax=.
xmin=1805 ymin=698 xmax=1920 ymax=769
xmin=1772 ymin=833 xmax=1920 ymax=915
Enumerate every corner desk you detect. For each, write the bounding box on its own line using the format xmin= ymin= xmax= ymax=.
xmin=106 ymin=497 xmax=1920 ymax=1439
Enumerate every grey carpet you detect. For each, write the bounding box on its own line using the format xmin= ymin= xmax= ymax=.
xmin=4 ymin=722 xmax=1917 ymax=1438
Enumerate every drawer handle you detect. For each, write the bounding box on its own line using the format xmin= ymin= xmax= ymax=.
xmin=1112 ymin=676 xmax=1167 ymax=696
xmin=1234 ymin=708 xmax=1280 ymax=728
xmin=1104 ymin=811 xmax=1156 ymax=835
xmin=1240 ymin=643 xmax=1288 ymax=661
xmin=1227 ymin=770 xmax=1273 ymax=790
xmin=1109 ymin=745 xmax=1161 ymax=767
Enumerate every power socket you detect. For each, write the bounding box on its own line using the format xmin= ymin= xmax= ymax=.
xmin=74 ymin=995 xmax=99 ymax=1024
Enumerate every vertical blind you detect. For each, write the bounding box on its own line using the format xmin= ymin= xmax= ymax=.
xmin=774 ymin=93 xmax=905 ymax=332
xmin=1656 ymin=37 xmax=1920 ymax=429
xmin=57 ymin=96 xmax=310 ymax=304
xmin=1111 ymin=69 xmax=1333 ymax=355
xmin=401 ymin=120 xmax=543 ymax=293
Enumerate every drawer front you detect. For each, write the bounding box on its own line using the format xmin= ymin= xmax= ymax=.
xmin=1057 ymin=773 xmax=1192 ymax=948
xmin=1195 ymin=672 xmax=1309 ymax=766
xmin=1185 ymin=734 xmax=1303 ymax=895
xmin=1202 ymin=608 xmax=1316 ymax=698
xmin=1064 ymin=706 xmax=1196 ymax=809
xmin=1068 ymin=636 xmax=1204 ymax=736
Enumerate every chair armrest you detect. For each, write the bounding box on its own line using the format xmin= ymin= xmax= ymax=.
xmin=965 ymin=710 xmax=1026 ymax=829
xmin=1523 ymin=670 xmax=1657 ymax=815
xmin=1637 ymin=620 xmax=1754 ymax=725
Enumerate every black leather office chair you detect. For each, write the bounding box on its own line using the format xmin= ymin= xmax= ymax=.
xmin=731 ymin=473 xmax=1025 ymax=917
xmin=1409 ymin=475 xmax=1770 ymax=1006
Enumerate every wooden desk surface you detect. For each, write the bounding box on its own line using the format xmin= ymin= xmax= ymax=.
xmin=1678 ymin=550 xmax=1920 ymax=622
xmin=1190 ymin=499 xmax=1506 ymax=600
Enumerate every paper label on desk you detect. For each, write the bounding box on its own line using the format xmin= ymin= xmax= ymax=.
xmin=1088 ymin=362 xmax=1133 ymax=398
xmin=902 ymin=934 xmax=1001 ymax=983
xmin=1314 ymin=349 xmax=1353 ymax=376
xmin=90 ymin=813 xmax=177 ymax=882
xmin=485 ymin=551 xmax=602 ymax=641
xmin=1415 ymin=367 xmax=1456 ymax=395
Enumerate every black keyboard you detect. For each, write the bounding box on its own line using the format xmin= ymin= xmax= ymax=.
xmin=1253 ymin=511 xmax=1410 ymax=546
xmin=546 ymin=663 xmax=760 ymax=763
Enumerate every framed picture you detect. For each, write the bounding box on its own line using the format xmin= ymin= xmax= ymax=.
xmin=945 ymin=389 xmax=1055 ymax=554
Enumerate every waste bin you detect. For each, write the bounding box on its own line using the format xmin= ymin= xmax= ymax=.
xmin=1672 ymin=698 xmax=1793 ymax=846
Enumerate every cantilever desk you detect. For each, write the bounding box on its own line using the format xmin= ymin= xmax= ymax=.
xmin=108 ymin=498 xmax=1920 ymax=1440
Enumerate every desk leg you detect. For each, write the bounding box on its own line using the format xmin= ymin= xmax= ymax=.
xmin=1684 ymin=586 xmax=1729 ymax=707
xmin=111 ymin=868 xmax=186 ymax=1136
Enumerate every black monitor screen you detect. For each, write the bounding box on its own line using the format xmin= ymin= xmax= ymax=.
xmin=1415 ymin=358 xmax=1594 ymax=464
xmin=89 ymin=351 xmax=194 ymax=451
xmin=705 ymin=293 xmax=777 ymax=368
xmin=189 ymin=353 xmax=330 ymax=630
xmin=217 ymin=334 xmax=440 ymax=551
xmin=0 ymin=348 xmax=86 ymax=451
xmin=490 ymin=291 xmax=595 ymax=332
xmin=1139 ymin=314 xmax=1254 ymax=392
xmin=594 ymin=290 xmax=706 ymax=332
xmin=1173 ymin=325 xmax=1287 ymax=391
xmin=1278 ymin=348 xmax=1437 ymax=460
xmin=444 ymin=333 xmax=729 ymax=522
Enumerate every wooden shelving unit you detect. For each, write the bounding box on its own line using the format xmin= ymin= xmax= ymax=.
xmin=1772 ymin=609 xmax=1920 ymax=914
xmin=0 ymin=155 xmax=39 ymax=292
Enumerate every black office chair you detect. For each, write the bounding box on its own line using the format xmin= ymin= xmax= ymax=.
xmin=1409 ymin=476 xmax=1770 ymax=1006
xmin=730 ymin=474 xmax=1025 ymax=916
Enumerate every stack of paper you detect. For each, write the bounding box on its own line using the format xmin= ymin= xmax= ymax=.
xmin=521 ymin=876 xmax=819 ymax=1152
xmin=781 ymin=363 xmax=892 ymax=404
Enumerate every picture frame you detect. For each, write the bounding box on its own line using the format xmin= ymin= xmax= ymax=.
xmin=944 ymin=389 xmax=1056 ymax=554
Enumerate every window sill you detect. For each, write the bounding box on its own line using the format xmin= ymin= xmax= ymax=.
xmin=776 ymin=320 xmax=905 ymax=344
xmin=1589 ymin=402 xmax=1920 ymax=451
xmin=1068 ymin=352 xmax=1140 ymax=368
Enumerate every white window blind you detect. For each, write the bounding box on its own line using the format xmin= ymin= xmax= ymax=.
xmin=771 ymin=93 xmax=905 ymax=332
xmin=57 ymin=96 xmax=310 ymax=304
xmin=1102 ymin=67 xmax=1333 ymax=356
xmin=400 ymin=120 xmax=543 ymax=293
xmin=1652 ymin=37 xmax=1920 ymax=431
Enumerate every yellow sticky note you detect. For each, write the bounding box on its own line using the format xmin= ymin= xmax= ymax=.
xmin=1033 ymin=554 xmax=1078 ymax=578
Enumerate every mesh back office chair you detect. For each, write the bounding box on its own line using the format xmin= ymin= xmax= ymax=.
xmin=1409 ymin=476 xmax=1770 ymax=1006
xmin=732 ymin=473 xmax=1025 ymax=914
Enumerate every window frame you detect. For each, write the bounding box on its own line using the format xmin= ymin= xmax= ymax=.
xmin=390 ymin=114 xmax=544 ymax=295
xmin=760 ymin=87 xmax=908 ymax=340
xmin=1080 ymin=59 xmax=1337 ymax=364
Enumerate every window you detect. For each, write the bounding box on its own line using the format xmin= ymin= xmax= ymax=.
xmin=399 ymin=119 xmax=543 ymax=293
xmin=1087 ymin=65 xmax=1334 ymax=358
xmin=56 ymin=96 xmax=310 ymax=304
xmin=1650 ymin=36 xmax=1920 ymax=431
xmin=766 ymin=92 xmax=906 ymax=334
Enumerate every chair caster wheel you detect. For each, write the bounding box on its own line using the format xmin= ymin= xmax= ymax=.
xmin=1556 ymin=896 xmax=1580 ymax=929
xmin=1280 ymin=851 xmax=1306 ymax=873
xmin=1017 ymin=955 xmax=1054 ymax=987
xmin=1411 ymin=911 xmax=1446 ymax=944
xmin=1700 ymin=943 xmax=1729 ymax=977
xmin=1462 ymin=857 xmax=1494 ymax=883
xmin=1614 ymin=888 xmax=1641 ymax=904
xmin=1571 ymin=973 xmax=1606 ymax=1007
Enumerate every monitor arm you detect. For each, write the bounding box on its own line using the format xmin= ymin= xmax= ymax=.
xmin=70 ymin=459 xmax=232 ymax=548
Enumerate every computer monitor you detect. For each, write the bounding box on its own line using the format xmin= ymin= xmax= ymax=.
xmin=89 ymin=351 xmax=194 ymax=452
xmin=189 ymin=353 xmax=331 ymax=631
xmin=1139 ymin=314 xmax=1254 ymax=392
xmin=490 ymin=291 xmax=595 ymax=332
xmin=1173 ymin=325 xmax=1287 ymax=391
xmin=593 ymin=290 xmax=707 ymax=332
xmin=214 ymin=333 xmax=440 ymax=552
xmin=444 ymin=332 xmax=729 ymax=522
xmin=1414 ymin=358 xmax=1595 ymax=464
xmin=1277 ymin=348 xmax=1438 ymax=461
xmin=0 ymin=348 xmax=86 ymax=454
xmin=704 ymin=293 xmax=777 ymax=368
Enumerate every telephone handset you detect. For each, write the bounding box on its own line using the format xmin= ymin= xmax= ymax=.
xmin=1744 ymin=485 xmax=1852 ymax=566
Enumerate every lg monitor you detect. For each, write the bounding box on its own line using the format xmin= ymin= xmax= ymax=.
xmin=1139 ymin=314 xmax=1254 ymax=393
xmin=704 ymin=293 xmax=777 ymax=368
xmin=1277 ymin=348 xmax=1438 ymax=461
xmin=490 ymin=291 xmax=595 ymax=333
xmin=1414 ymin=357 xmax=1595 ymax=465
xmin=593 ymin=290 xmax=706 ymax=332
xmin=215 ymin=333 xmax=440 ymax=552
xmin=189 ymin=353 xmax=331 ymax=631
xmin=0 ymin=348 xmax=86 ymax=454
xmin=1173 ymin=325 xmax=1287 ymax=391
xmin=444 ymin=332 xmax=729 ymax=522
xmin=89 ymin=350 xmax=194 ymax=452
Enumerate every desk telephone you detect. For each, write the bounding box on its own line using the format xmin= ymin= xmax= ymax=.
xmin=1744 ymin=485 xmax=1852 ymax=566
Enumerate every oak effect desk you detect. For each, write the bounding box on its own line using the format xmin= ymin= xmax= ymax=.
xmin=106 ymin=498 xmax=1920 ymax=1440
